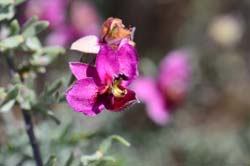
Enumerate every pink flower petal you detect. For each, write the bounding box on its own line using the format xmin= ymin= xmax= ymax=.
xmin=96 ymin=45 xmax=119 ymax=84
xmin=66 ymin=78 xmax=104 ymax=116
xmin=70 ymin=1 xmax=101 ymax=36
xmin=69 ymin=62 xmax=97 ymax=79
xmin=43 ymin=0 xmax=66 ymax=28
xmin=25 ymin=0 xmax=66 ymax=28
xmin=132 ymin=77 xmax=170 ymax=125
xmin=118 ymin=42 xmax=139 ymax=86
xmin=159 ymin=50 xmax=190 ymax=104
xmin=70 ymin=35 xmax=100 ymax=54
xmin=46 ymin=26 xmax=76 ymax=47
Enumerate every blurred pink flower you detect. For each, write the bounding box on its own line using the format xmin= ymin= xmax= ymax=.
xmin=24 ymin=0 xmax=67 ymax=28
xmin=66 ymin=41 xmax=139 ymax=116
xmin=45 ymin=26 xmax=77 ymax=47
xmin=23 ymin=0 xmax=102 ymax=47
xmin=133 ymin=50 xmax=191 ymax=125
xmin=70 ymin=0 xmax=101 ymax=37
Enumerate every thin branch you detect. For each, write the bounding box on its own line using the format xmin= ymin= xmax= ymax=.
xmin=4 ymin=52 xmax=43 ymax=166
xmin=22 ymin=109 xmax=43 ymax=166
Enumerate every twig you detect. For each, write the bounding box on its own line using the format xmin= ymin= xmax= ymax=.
xmin=4 ymin=52 xmax=43 ymax=166
xmin=22 ymin=109 xmax=43 ymax=166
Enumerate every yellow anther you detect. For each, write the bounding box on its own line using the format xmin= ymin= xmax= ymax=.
xmin=112 ymin=76 xmax=127 ymax=97
xmin=112 ymin=85 xmax=127 ymax=97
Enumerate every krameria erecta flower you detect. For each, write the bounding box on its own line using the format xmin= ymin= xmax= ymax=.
xmin=70 ymin=17 xmax=135 ymax=54
xmin=66 ymin=18 xmax=139 ymax=116
xmin=132 ymin=50 xmax=190 ymax=125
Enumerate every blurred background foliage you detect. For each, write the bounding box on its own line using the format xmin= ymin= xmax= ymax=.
xmin=1 ymin=0 xmax=250 ymax=165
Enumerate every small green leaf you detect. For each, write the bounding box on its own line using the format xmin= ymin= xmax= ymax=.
xmin=101 ymin=156 xmax=116 ymax=162
xmin=1 ymin=86 xmax=18 ymax=104
xmin=0 ymin=4 xmax=14 ymax=21
xmin=32 ymin=105 xmax=60 ymax=125
xmin=0 ymin=0 xmax=14 ymax=6
xmin=16 ymin=85 xmax=36 ymax=110
xmin=10 ymin=19 xmax=20 ymax=35
xmin=59 ymin=123 xmax=73 ymax=140
xmin=99 ymin=135 xmax=130 ymax=154
xmin=30 ymin=53 xmax=50 ymax=66
xmin=12 ymin=73 xmax=22 ymax=84
xmin=14 ymin=0 xmax=26 ymax=6
xmin=0 ymin=99 xmax=15 ymax=112
xmin=45 ymin=155 xmax=57 ymax=166
xmin=80 ymin=135 xmax=129 ymax=166
xmin=110 ymin=135 xmax=130 ymax=147
xmin=45 ymin=79 xmax=63 ymax=97
xmin=64 ymin=152 xmax=74 ymax=166
xmin=0 ymin=35 xmax=24 ymax=50
xmin=22 ymin=16 xmax=38 ymax=30
xmin=81 ymin=154 xmax=100 ymax=166
xmin=80 ymin=154 xmax=116 ymax=166
xmin=0 ymin=87 xmax=6 ymax=100
xmin=25 ymin=37 xmax=41 ymax=51
xmin=99 ymin=139 xmax=112 ymax=155
xmin=31 ymin=46 xmax=65 ymax=66
xmin=0 ymin=86 xmax=19 ymax=112
xmin=70 ymin=132 xmax=95 ymax=144
xmin=22 ymin=21 xmax=49 ymax=38
xmin=58 ymin=95 xmax=66 ymax=102
xmin=43 ymin=46 xmax=65 ymax=56
xmin=46 ymin=110 xmax=61 ymax=125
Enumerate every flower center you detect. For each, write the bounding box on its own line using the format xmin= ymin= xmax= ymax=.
xmin=112 ymin=76 xmax=127 ymax=98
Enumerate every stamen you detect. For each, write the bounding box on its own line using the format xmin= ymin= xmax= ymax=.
xmin=112 ymin=86 xmax=127 ymax=97
xmin=112 ymin=75 xmax=127 ymax=97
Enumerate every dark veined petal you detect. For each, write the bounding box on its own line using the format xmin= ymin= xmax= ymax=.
xmin=117 ymin=40 xmax=139 ymax=86
xmin=96 ymin=45 xmax=119 ymax=84
xmin=66 ymin=78 xmax=104 ymax=116
xmin=104 ymin=88 xmax=138 ymax=112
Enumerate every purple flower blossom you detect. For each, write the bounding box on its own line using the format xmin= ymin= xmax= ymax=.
xmin=66 ymin=40 xmax=139 ymax=116
xmin=132 ymin=50 xmax=190 ymax=125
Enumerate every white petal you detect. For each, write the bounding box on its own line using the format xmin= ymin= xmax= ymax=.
xmin=70 ymin=35 xmax=100 ymax=54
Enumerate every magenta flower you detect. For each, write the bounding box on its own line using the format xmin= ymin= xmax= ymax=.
xmin=66 ymin=40 xmax=139 ymax=116
xmin=132 ymin=50 xmax=190 ymax=125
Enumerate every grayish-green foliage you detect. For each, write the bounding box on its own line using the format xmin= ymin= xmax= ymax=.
xmin=0 ymin=1 xmax=131 ymax=165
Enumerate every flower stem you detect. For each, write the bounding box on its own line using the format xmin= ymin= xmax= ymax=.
xmin=22 ymin=109 xmax=43 ymax=166
xmin=4 ymin=52 xmax=43 ymax=166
